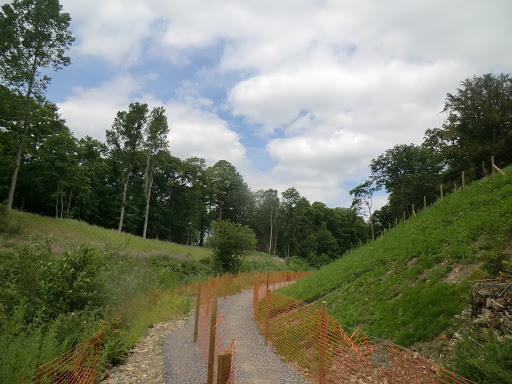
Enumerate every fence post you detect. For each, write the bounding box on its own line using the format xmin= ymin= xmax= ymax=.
xmin=491 ymin=156 xmax=495 ymax=176
xmin=253 ymin=278 xmax=259 ymax=319
xmin=193 ymin=283 xmax=201 ymax=342
xmin=264 ymin=290 xmax=271 ymax=345
xmin=440 ymin=184 xmax=444 ymax=200
xmin=424 ymin=196 xmax=426 ymax=209
xmin=462 ymin=171 xmax=465 ymax=189
xmin=207 ymin=298 xmax=217 ymax=384
xmin=319 ymin=301 xmax=328 ymax=384
xmin=403 ymin=211 xmax=406 ymax=222
xmin=217 ymin=352 xmax=232 ymax=384
xmin=412 ymin=204 xmax=416 ymax=216
xmin=395 ymin=217 xmax=398 ymax=227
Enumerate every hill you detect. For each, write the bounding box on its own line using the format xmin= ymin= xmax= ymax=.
xmin=279 ymin=167 xmax=512 ymax=374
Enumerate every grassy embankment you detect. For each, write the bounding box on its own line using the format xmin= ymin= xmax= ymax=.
xmin=279 ymin=166 xmax=512 ymax=382
xmin=0 ymin=209 xmax=287 ymax=382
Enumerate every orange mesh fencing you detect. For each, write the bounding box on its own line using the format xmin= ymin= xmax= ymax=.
xmin=197 ymin=271 xmax=312 ymax=383
xmin=254 ymin=288 xmax=478 ymax=384
xmin=12 ymin=332 xmax=103 ymax=384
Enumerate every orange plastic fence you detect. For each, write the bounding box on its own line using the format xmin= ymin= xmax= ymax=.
xmin=12 ymin=332 xmax=103 ymax=384
xmin=197 ymin=271 xmax=311 ymax=383
xmin=254 ymin=286 xmax=478 ymax=384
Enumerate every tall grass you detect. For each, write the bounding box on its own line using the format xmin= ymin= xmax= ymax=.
xmin=280 ymin=168 xmax=512 ymax=347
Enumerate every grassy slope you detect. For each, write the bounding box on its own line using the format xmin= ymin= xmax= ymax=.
xmin=280 ymin=167 xmax=512 ymax=347
xmin=0 ymin=210 xmax=286 ymax=267
xmin=0 ymin=210 xmax=212 ymax=259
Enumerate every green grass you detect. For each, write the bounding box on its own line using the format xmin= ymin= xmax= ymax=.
xmin=280 ymin=167 xmax=512 ymax=348
xmin=0 ymin=210 xmax=212 ymax=259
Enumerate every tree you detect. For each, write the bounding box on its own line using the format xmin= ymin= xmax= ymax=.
xmin=142 ymin=106 xmax=169 ymax=238
xmin=209 ymin=220 xmax=256 ymax=273
xmin=370 ymin=144 xmax=442 ymax=219
xmin=207 ymin=160 xmax=251 ymax=224
xmin=106 ymin=102 xmax=148 ymax=232
xmin=350 ymin=179 xmax=377 ymax=240
xmin=0 ymin=0 xmax=74 ymax=209
xmin=432 ymin=73 xmax=512 ymax=181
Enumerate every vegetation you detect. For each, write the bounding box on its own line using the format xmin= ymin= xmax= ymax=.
xmin=280 ymin=167 xmax=512 ymax=382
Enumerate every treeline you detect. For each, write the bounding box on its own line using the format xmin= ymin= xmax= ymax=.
xmin=351 ymin=73 xmax=512 ymax=237
xmin=0 ymin=91 xmax=369 ymax=266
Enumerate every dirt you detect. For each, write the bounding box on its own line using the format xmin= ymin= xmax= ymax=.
xmin=100 ymin=318 xmax=188 ymax=384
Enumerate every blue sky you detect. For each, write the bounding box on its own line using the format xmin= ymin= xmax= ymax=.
xmin=44 ymin=0 xmax=512 ymax=210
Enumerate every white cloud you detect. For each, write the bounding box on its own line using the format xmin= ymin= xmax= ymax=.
xmin=165 ymin=101 xmax=248 ymax=168
xmin=55 ymin=0 xmax=512 ymax=208
xmin=57 ymin=75 xmax=141 ymax=140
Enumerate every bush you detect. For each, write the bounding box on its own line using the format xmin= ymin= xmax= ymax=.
xmin=447 ymin=331 xmax=512 ymax=384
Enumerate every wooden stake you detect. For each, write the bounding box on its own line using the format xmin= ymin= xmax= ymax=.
xmin=217 ymin=352 xmax=232 ymax=384
xmin=403 ymin=211 xmax=406 ymax=222
xmin=193 ymin=283 xmax=201 ymax=342
xmin=395 ymin=217 xmax=398 ymax=227
xmin=491 ymin=156 xmax=495 ymax=176
xmin=207 ymin=299 xmax=217 ymax=384
xmin=440 ymin=184 xmax=444 ymax=200
xmin=264 ymin=290 xmax=271 ymax=345
xmin=412 ymin=204 xmax=416 ymax=216
xmin=462 ymin=171 xmax=465 ymax=189
xmin=319 ymin=301 xmax=328 ymax=384
xmin=424 ymin=196 xmax=427 ymax=209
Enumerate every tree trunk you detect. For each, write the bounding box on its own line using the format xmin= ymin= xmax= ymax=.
xmin=7 ymin=52 xmax=39 ymax=209
xmin=118 ymin=178 xmax=129 ymax=232
xmin=7 ymin=129 xmax=27 ymax=209
xmin=142 ymin=176 xmax=153 ymax=238
xmin=66 ymin=188 xmax=73 ymax=215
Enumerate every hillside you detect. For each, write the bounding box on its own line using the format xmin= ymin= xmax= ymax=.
xmin=280 ymin=167 xmax=512 ymax=351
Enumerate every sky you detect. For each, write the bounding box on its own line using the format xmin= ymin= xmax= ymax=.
xmin=44 ymin=0 xmax=512 ymax=210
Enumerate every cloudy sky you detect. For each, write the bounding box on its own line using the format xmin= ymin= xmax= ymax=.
xmin=47 ymin=0 xmax=512 ymax=209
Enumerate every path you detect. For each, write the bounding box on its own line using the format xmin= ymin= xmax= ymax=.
xmin=163 ymin=290 xmax=307 ymax=384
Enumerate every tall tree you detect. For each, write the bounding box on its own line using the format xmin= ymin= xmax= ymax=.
xmin=431 ymin=73 xmax=512 ymax=181
xmin=207 ymin=160 xmax=251 ymax=224
xmin=370 ymin=144 xmax=442 ymax=219
xmin=0 ymin=0 xmax=74 ymax=209
xmin=106 ymin=102 xmax=148 ymax=232
xmin=350 ymin=179 xmax=377 ymax=240
xmin=142 ymin=106 xmax=169 ymax=238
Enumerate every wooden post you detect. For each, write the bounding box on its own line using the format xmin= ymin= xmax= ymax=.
xmin=319 ymin=301 xmax=328 ymax=384
xmin=462 ymin=171 xmax=465 ymax=189
xmin=440 ymin=184 xmax=444 ymax=200
xmin=395 ymin=217 xmax=398 ymax=227
xmin=491 ymin=156 xmax=495 ymax=176
xmin=253 ymin=278 xmax=259 ymax=319
xmin=266 ymin=272 xmax=269 ymax=290
xmin=264 ymin=290 xmax=271 ymax=345
xmin=389 ymin=222 xmax=391 ymax=230
xmin=193 ymin=283 xmax=201 ymax=342
xmin=424 ymin=196 xmax=427 ymax=209
xmin=412 ymin=204 xmax=416 ymax=216
xmin=207 ymin=299 xmax=218 ymax=384
xmin=217 ymin=352 xmax=232 ymax=384
xmin=403 ymin=211 xmax=406 ymax=222
xmin=454 ymin=182 xmax=457 ymax=192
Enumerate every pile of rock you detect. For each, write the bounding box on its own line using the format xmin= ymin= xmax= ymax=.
xmin=470 ymin=281 xmax=512 ymax=337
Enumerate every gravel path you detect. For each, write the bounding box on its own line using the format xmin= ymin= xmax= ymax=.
xmin=163 ymin=290 xmax=307 ymax=384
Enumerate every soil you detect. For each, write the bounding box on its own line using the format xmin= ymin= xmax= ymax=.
xmin=100 ymin=318 xmax=189 ymax=384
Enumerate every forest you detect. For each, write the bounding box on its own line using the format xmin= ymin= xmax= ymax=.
xmin=1 ymin=0 xmax=512 ymax=268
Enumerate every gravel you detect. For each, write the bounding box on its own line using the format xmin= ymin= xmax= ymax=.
xmin=163 ymin=289 xmax=307 ymax=384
